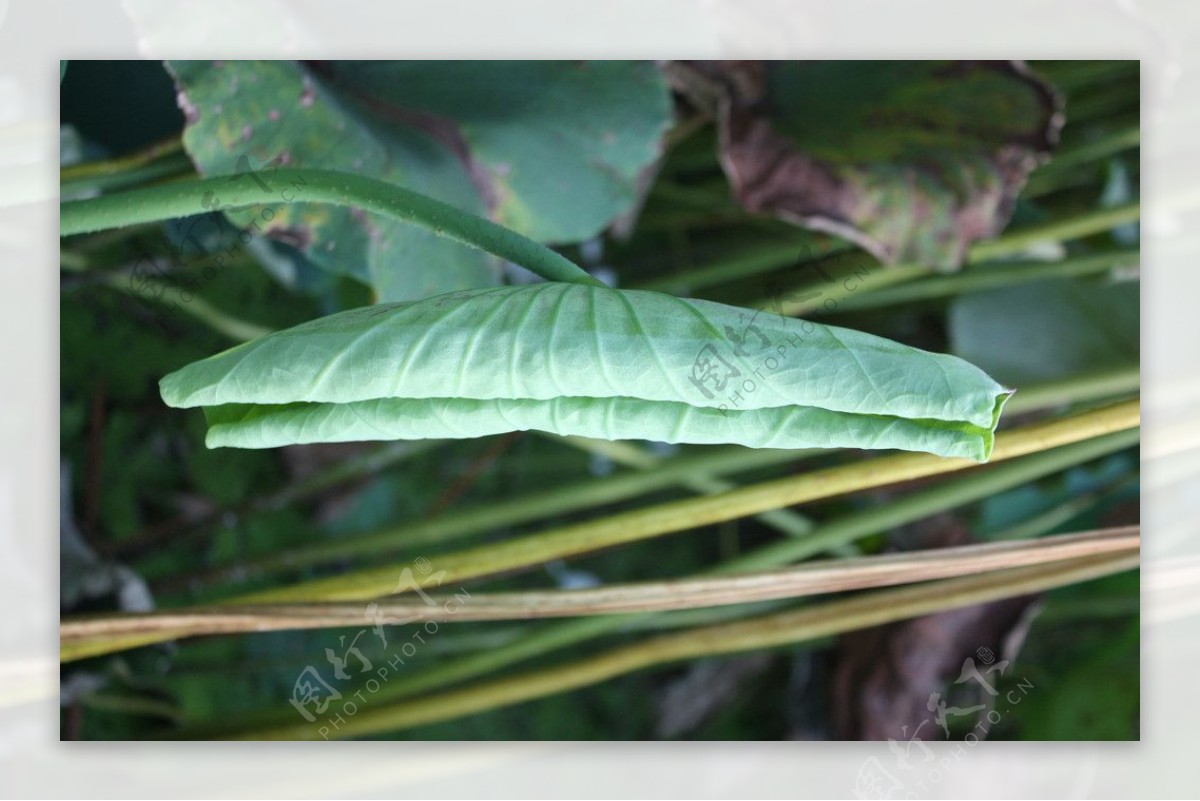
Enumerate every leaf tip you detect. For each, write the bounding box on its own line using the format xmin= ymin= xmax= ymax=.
xmin=976 ymin=388 xmax=1016 ymax=462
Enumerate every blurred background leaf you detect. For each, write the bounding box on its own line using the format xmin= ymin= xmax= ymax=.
xmin=949 ymin=278 xmax=1138 ymax=386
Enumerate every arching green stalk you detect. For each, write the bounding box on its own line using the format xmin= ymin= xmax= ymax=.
xmin=59 ymin=168 xmax=604 ymax=288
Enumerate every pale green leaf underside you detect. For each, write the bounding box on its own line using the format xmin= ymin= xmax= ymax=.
xmin=161 ymin=284 xmax=1012 ymax=461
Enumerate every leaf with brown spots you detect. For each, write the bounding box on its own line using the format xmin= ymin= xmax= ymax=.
xmin=670 ymin=61 xmax=1063 ymax=271
xmin=166 ymin=60 xmax=673 ymax=301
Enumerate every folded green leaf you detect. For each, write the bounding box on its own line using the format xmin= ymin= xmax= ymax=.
xmin=160 ymin=284 xmax=1012 ymax=461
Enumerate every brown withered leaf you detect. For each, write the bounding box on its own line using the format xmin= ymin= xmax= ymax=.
xmin=668 ymin=61 xmax=1064 ymax=271
xmin=830 ymin=515 xmax=1043 ymax=741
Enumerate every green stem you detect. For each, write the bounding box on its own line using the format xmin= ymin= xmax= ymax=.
xmin=66 ymin=530 xmax=1135 ymax=647
xmin=59 ymin=403 xmax=1138 ymax=661
xmin=60 ymin=134 xmax=184 ymax=182
xmin=229 ymin=401 xmax=1136 ymax=604
xmin=754 ymin=202 xmax=1140 ymax=318
xmin=1031 ymin=60 xmax=1138 ymax=93
xmin=176 ymin=444 xmax=818 ymax=589
xmin=60 ymin=168 xmax=603 ymax=288
xmin=1003 ymin=365 xmax=1140 ymax=415
xmin=308 ymin=423 xmax=1138 ymax=708
xmin=987 ymin=488 xmax=1106 ymax=542
xmin=1024 ymin=126 xmax=1140 ymax=197
xmin=831 ymin=248 xmax=1138 ymax=313
xmin=81 ymin=692 xmax=183 ymax=722
xmin=631 ymin=238 xmax=848 ymax=294
xmin=166 ymin=420 xmax=1137 ymax=722
xmin=99 ymin=273 xmax=273 ymax=342
xmin=553 ymin=436 xmax=817 ymax=537
xmin=261 ymin=440 xmax=447 ymax=512
xmin=215 ymin=551 xmax=1136 ymax=739
xmin=969 ymin=202 xmax=1140 ymax=261
xmin=59 ymin=222 xmax=172 ymax=256
xmin=59 ymin=250 xmax=88 ymax=272
xmin=1048 ymin=126 xmax=1140 ymax=172
xmin=623 ymin=598 xmax=796 ymax=632
xmin=723 ymin=427 xmax=1138 ymax=571
xmin=60 ymin=152 xmax=195 ymax=197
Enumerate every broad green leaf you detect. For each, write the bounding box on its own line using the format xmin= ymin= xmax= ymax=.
xmin=949 ymin=277 xmax=1138 ymax=386
xmin=161 ymin=284 xmax=1011 ymax=461
xmin=165 ymin=60 xmax=672 ymax=301
xmin=674 ymin=61 xmax=1062 ymax=270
